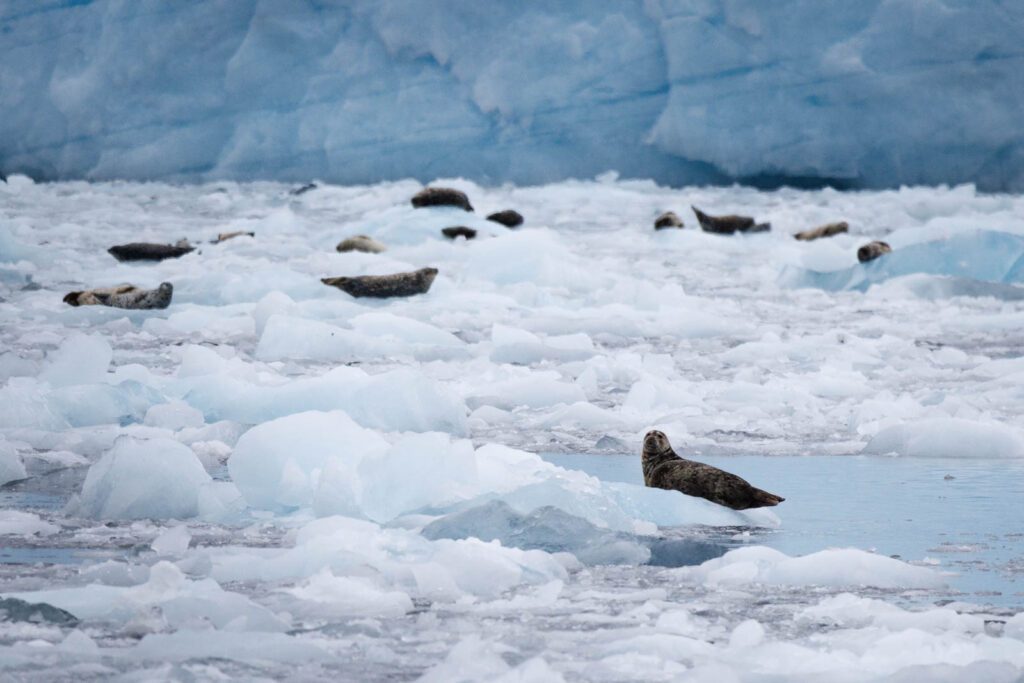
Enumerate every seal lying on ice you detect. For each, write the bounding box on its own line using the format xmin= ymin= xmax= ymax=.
xmin=441 ymin=226 xmax=477 ymax=240
xmin=794 ymin=221 xmax=848 ymax=241
xmin=486 ymin=210 xmax=524 ymax=228
xmin=691 ymin=206 xmax=770 ymax=235
xmin=336 ymin=235 xmax=387 ymax=253
xmin=654 ymin=211 xmax=684 ymax=230
xmin=63 ymin=283 xmax=173 ymax=309
xmin=641 ymin=430 xmax=784 ymax=510
xmin=857 ymin=240 xmax=892 ymax=263
xmin=321 ymin=267 xmax=438 ymax=298
xmin=108 ymin=240 xmax=194 ymax=262
xmin=411 ymin=187 xmax=474 ymax=212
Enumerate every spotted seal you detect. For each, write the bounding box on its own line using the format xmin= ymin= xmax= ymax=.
xmin=641 ymin=430 xmax=784 ymax=510
xmin=654 ymin=211 xmax=684 ymax=230
xmin=291 ymin=182 xmax=317 ymax=196
xmin=336 ymin=235 xmax=387 ymax=254
xmin=411 ymin=187 xmax=473 ymax=212
xmin=691 ymin=206 xmax=770 ymax=234
xmin=486 ymin=210 xmax=524 ymax=228
xmin=857 ymin=240 xmax=892 ymax=263
xmin=442 ymin=226 xmax=477 ymax=240
xmin=108 ymin=240 xmax=194 ymax=262
xmin=213 ymin=231 xmax=254 ymax=244
xmin=794 ymin=221 xmax=848 ymax=241
xmin=63 ymin=282 xmax=173 ymax=310
xmin=321 ymin=267 xmax=438 ymax=298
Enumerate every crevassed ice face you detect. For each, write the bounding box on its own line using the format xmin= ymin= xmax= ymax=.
xmin=643 ymin=430 xmax=670 ymax=453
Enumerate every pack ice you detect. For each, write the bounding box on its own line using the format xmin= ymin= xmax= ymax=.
xmin=2 ymin=1 xmax=1023 ymax=190
xmin=0 ymin=177 xmax=1022 ymax=680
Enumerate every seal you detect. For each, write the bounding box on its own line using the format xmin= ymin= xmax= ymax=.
xmin=794 ymin=221 xmax=848 ymax=241
xmin=654 ymin=211 xmax=684 ymax=230
xmin=486 ymin=210 xmax=523 ymax=228
xmin=63 ymin=282 xmax=173 ymax=310
xmin=213 ymin=231 xmax=254 ymax=244
xmin=411 ymin=187 xmax=474 ymax=212
xmin=691 ymin=206 xmax=770 ymax=235
xmin=336 ymin=235 xmax=387 ymax=254
xmin=321 ymin=267 xmax=438 ymax=298
xmin=442 ymin=226 xmax=477 ymax=240
xmin=641 ymin=430 xmax=784 ymax=510
xmin=857 ymin=240 xmax=892 ymax=263
xmin=108 ymin=240 xmax=194 ymax=262
xmin=291 ymin=182 xmax=317 ymax=196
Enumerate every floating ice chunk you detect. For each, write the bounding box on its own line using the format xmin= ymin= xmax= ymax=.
xmin=130 ymin=630 xmax=332 ymax=664
xmin=144 ymin=401 xmax=205 ymax=430
xmin=863 ymin=418 xmax=1024 ymax=458
xmin=0 ymin=379 xmax=67 ymax=430
xmin=284 ymin=568 xmax=413 ymax=618
xmin=422 ymin=501 xmax=651 ymax=565
xmin=151 ymin=526 xmax=191 ymax=555
xmin=252 ymin=291 xmax=297 ymax=336
xmin=798 ymin=593 xmax=984 ymax=633
xmin=0 ymin=439 xmax=27 ymax=486
xmin=490 ymin=324 xmax=595 ymax=364
xmin=230 ymin=410 xmax=389 ymax=512
xmin=11 ymin=561 xmax=287 ymax=633
xmin=76 ymin=437 xmax=213 ymax=520
xmin=676 ymin=546 xmax=945 ymax=589
xmin=465 ymin=230 xmax=600 ymax=290
xmin=351 ymin=312 xmax=463 ymax=347
xmin=781 ymin=231 xmax=1024 ymax=292
xmin=468 ymin=375 xmax=587 ymax=410
xmin=255 ymin=315 xmax=375 ymax=362
xmin=0 ymin=510 xmax=58 ymax=536
xmin=419 ymin=636 xmax=565 ymax=683
xmin=39 ymin=334 xmax=111 ymax=387
xmin=0 ymin=597 xmax=78 ymax=626
xmin=59 ymin=630 xmax=98 ymax=656
xmin=184 ymin=366 xmax=468 ymax=434
xmin=47 ymin=380 xmax=162 ymax=428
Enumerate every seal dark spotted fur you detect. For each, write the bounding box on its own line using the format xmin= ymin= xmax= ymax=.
xmin=691 ymin=206 xmax=770 ymax=235
xmin=411 ymin=187 xmax=473 ymax=212
xmin=321 ymin=267 xmax=438 ymax=298
xmin=108 ymin=240 xmax=194 ymax=262
xmin=641 ymin=430 xmax=784 ymax=510
xmin=63 ymin=283 xmax=173 ymax=310
xmin=857 ymin=240 xmax=892 ymax=263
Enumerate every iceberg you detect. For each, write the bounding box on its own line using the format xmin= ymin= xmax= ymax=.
xmin=2 ymin=1 xmax=1023 ymax=190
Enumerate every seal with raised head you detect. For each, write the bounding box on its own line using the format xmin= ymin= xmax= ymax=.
xmin=108 ymin=240 xmax=194 ymax=262
xmin=794 ymin=221 xmax=848 ymax=241
xmin=486 ymin=210 xmax=523 ymax=228
xmin=336 ymin=235 xmax=387 ymax=254
xmin=411 ymin=187 xmax=473 ymax=212
xmin=641 ymin=430 xmax=784 ymax=510
xmin=442 ymin=226 xmax=477 ymax=240
xmin=654 ymin=211 xmax=684 ymax=230
xmin=291 ymin=182 xmax=317 ymax=196
xmin=213 ymin=231 xmax=254 ymax=244
xmin=857 ymin=240 xmax=892 ymax=263
xmin=691 ymin=206 xmax=770 ymax=235
xmin=63 ymin=282 xmax=173 ymax=310
xmin=322 ymin=267 xmax=438 ymax=298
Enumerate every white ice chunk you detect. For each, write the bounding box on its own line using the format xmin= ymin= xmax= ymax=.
xmin=151 ymin=525 xmax=192 ymax=555
xmin=0 ymin=438 xmax=27 ymax=486
xmin=144 ymin=401 xmax=205 ymax=431
xmin=76 ymin=437 xmax=213 ymax=520
xmin=39 ymin=334 xmax=112 ymax=387
xmin=0 ymin=510 xmax=58 ymax=536
xmin=864 ymin=418 xmax=1024 ymax=459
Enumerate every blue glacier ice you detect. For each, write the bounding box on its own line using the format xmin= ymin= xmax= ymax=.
xmin=781 ymin=230 xmax=1024 ymax=292
xmin=1 ymin=1 xmax=1023 ymax=189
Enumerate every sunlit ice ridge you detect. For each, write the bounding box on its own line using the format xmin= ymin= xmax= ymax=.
xmin=2 ymin=0 xmax=1023 ymax=190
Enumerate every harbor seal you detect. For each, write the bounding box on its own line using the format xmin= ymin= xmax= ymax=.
xmin=691 ymin=206 xmax=770 ymax=235
xmin=794 ymin=221 xmax=848 ymax=241
xmin=322 ymin=267 xmax=438 ymax=298
xmin=336 ymin=235 xmax=387 ymax=254
xmin=291 ymin=182 xmax=317 ymax=196
xmin=213 ymin=231 xmax=254 ymax=243
xmin=108 ymin=240 xmax=194 ymax=262
xmin=641 ymin=430 xmax=784 ymax=510
xmin=486 ymin=210 xmax=523 ymax=228
xmin=857 ymin=240 xmax=892 ymax=263
xmin=442 ymin=226 xmax=477 ymax=240
xmin=411 ymin=187 xmax=474 ymax=212
xmin=63 ymin=283 xmax=173 ymax=310
xmin=654 ymin=211 xmax=684 ymax=230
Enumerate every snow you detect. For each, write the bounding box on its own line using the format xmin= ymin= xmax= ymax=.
xmin=0 ymin=177 xmax=1022 ymax=680
xmin=2 ymin=2 xmax=1023 ymax=190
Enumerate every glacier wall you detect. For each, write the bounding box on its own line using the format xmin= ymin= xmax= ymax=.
xmin=1 ymin=0 xmax=1023 ymax=190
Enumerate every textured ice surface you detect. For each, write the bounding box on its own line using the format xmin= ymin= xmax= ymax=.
xmin=0 ymin=178 xmax=1023 ymax=680
xmin=2 ymin=2 xmax=1024 ymax=190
